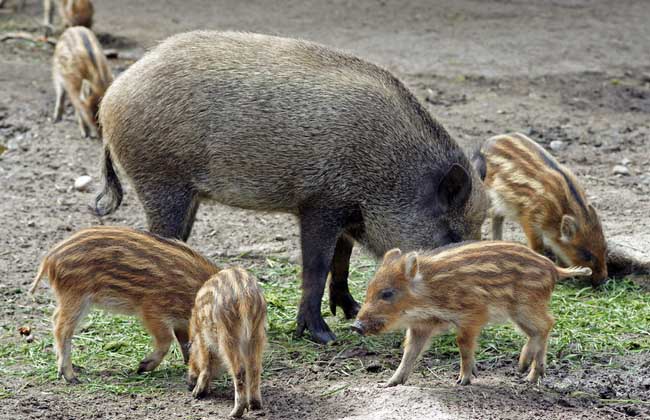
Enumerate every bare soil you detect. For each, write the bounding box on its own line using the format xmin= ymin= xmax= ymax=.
xmin=1 ymin=0 xmax=650 ymax=419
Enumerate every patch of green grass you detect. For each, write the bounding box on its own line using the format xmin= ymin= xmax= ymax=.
xmin=1 ymin=256 xmax=649 ymax=397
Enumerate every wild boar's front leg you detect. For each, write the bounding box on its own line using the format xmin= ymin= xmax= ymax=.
xmin=387 ymin=325 xmax=435 ymax=386
xmin=329 ymin=235 xmax=360 ymax=319
xmin=296 ymin=207 xmax=351 ymax=344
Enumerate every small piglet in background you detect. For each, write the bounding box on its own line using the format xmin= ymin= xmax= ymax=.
xmin=187 ymin=267 xmax=267 ymax=418
xmin=52 ymin=26 xmax=112 ymax=138
xmin=352 ymin=241 xmax=592 ymax=386
xmin=44 ymin=0 xmax=93 ymax=32
xmin=30 ymin=226 xmax=220 ymax=383
xmin=472 ymin=132 xmax=607 ymax=286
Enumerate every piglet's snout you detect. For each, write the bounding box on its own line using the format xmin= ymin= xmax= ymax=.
xmin=351 ymin=320 xmax=365 ymax=336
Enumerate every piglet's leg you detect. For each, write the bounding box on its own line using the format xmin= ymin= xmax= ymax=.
xmin=245 ymin=329 xmax=265 ymax=411
xmin=173 ymin=328 xmax=190 ymax=364
xmin=222 ymin=346 xmax=247 ymax=418
xmin=53 ymin=77 xmax=65 ymax=122
xmin=138 ymin=318 xmax=173 ymax=373
xmin=386 ymin=326 xmax=435 ymax=386
xmin=521 ymin=220 xmax=544 ymax=254
xmin=456 ymin=319 xmax=483 ymax=386
xmin=492 ymin=215 xmax=504 ymax=240
xmin=52 ymin=301 xmax=89 ymax=384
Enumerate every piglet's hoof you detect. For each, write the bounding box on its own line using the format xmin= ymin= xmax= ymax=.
xmin=230 ymin=403 xmax=247 ymax=418
xmin=136 ymin=358 xmax=159 ymax=373
xmin=456 ymin=376 xmax=471 ymax=386
xmin=192 ymin=386 xmax=209 ymax=399
xmin=63 ymin=375 xmax=81 ymax=385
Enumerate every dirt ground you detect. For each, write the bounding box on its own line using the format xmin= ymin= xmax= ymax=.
xmin=1 ymin=0 xmax=650 ymax=419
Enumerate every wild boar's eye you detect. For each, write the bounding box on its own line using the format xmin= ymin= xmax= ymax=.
xmin=380 ymin=289 xmax=396 ymax=301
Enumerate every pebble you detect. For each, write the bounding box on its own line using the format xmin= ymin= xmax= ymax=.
xmin=74 ymin=175 xmax=92 ymax=191
xmin=612 ymin=165 xmax=630 ymax=176
xmin=620 ymin=158 xmax=632 ymax=166
xmin=549 ymin=140 xmax=567 ymax=152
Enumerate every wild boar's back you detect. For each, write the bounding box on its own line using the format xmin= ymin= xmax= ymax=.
xmin=99 ymin=31 xmax=465 ymax=212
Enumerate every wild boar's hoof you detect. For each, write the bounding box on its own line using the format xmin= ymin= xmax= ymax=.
xmin=296 ymin=313 xmax=337 ymax=344
xmin=329 ymin=290 xmax=360 ymax=319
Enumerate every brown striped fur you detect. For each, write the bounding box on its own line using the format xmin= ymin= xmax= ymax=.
xmin=30 ymin=226 xmax=220 ymax=383
xmin=474 ymin=133 xmax=607 ymax=286
xmin=52 ymin=26 xmax=112 ymax=138
xmin=353 ymin=241 xmax=591 ymax=386
xmin=44 ymin=0 xmax=93 ymax=31
xmin=187 ymin=267 xmax=267 ymax=418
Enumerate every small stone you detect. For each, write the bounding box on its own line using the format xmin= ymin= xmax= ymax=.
xmin=612 ymin=165 xmax=630 ymax=176
xmin=74 ymin=175 xmax=92 ymax=191
xmin=25 ymin=335 xmax=34 ymax=343
xmin=549 ymin=140 xmax=567 ymax=152
xmin=620 ymin=158 xmax=631 ymax=166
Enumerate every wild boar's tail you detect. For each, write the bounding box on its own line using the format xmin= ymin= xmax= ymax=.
xmin=93 ymin=146 xmax=123 ymax=217
xmin=29 ymin=257 xmax=48 ymax=296
xmin=556 ymin=266 xmax=592 ymax=279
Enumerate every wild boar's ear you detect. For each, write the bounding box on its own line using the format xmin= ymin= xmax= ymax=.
xmin=560 ymin=215 xmax=578 ymax=242
xmin=438 ymin=163 xmax=472 ymax=210
xmin=383 ymin=248 xmax=402 ymax=265
xmin=403 ymin=252 xmax=419 ymax=281
xmin=80 ymin=79 xmax=93 ymax=102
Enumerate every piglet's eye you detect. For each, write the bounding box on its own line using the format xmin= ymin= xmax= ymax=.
xmin=580 ymin=248 xmax=594 ymax=262
xmin=380 ymin=289 xmax=395 ymax=301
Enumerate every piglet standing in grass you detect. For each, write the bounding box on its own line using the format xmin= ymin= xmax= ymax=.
xmin=187 ymin=267 xmax=267 ymax=418
xmin=352 ymin=241 xmax=592 ymax=386
xmin=29 ymin=226 xmax=220 ymax=383
xmin=472 ymin=132 xmax=608 ymax=286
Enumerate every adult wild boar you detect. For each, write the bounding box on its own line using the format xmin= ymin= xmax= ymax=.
xmin=95 ymin=31 xmax=489 ymax=344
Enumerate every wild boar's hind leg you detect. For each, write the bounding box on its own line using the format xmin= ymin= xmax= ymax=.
xmin=329 ymin=235 xmax=360 ymax=319
xmin=297 ymin=207 xmax=355 ymax=344
xmin=138 ymin=182 xmax=200 ymax=241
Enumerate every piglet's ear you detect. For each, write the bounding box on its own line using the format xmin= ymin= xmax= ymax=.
xmin=403 ymin=252 xmax=419 ymax=281
xmin=560 ymin=215 xmax=578 ymax=242
xmin=382 ymin=248 xmax=402 ymax=265
xmin=80 ymin=79 xmax=93 ymax=102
